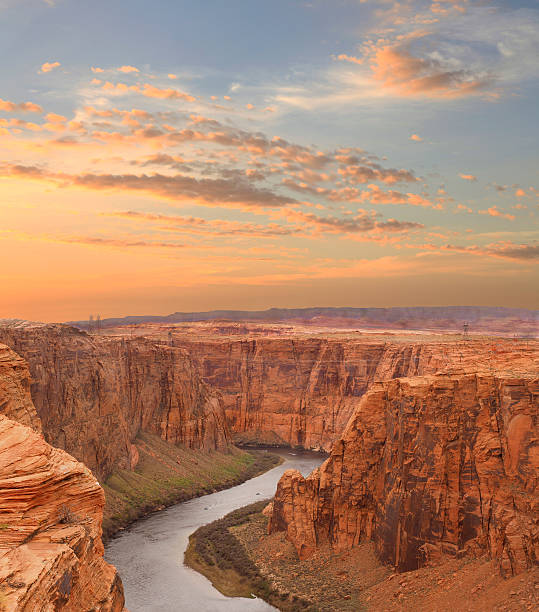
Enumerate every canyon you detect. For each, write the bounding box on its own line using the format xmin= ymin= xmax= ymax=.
xmin=170 ymin=325 xmax=535 ymax=453
xmin=0 ymin=318 xmax=537 ymax=610
xmin=0 ymin=321 xmax=230 ymax=481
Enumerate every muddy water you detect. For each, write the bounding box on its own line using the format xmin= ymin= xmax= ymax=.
xmin=105 ymin=449 xmax=325 ymax=612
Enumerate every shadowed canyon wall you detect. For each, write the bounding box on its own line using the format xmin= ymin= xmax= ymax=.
xmin=0 ymin=344 xmax=125 ymax=611
xmin=0 ymin=323 xmax=229 ymax=481
xmin=268 ymin=372 xmax=539 ymax=577
xmin=176 ymin=336 xmax=532 ymax=452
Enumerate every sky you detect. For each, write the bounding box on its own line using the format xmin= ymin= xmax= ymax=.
xmin=0 ymin=0 xmax=538 ymax=322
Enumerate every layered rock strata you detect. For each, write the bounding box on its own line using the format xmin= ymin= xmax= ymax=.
xmin=176 ymin=336 xmax=533 ymax=451
xmin=0 ymin=344 xmax=125 ymax=611
xmin=0 ymin=416 xmax=125 ymax=611
xmin=0 ymin=323 xmax=229 ymax=481
xmin=269 ymin=373 xmax=538 ymax=577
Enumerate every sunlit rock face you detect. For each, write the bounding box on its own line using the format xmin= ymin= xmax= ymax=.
xmin=269 ymin=372 xmax=539 ymax=577
xmin=0 ymin=322 xmax=230 ymax=481
xmin=0 ymin=346 xmax=125 ymax=611
xmin=176 ymin=335 xmax=534 ymax=452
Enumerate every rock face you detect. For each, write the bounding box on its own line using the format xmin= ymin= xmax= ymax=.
xmin=0 ymin=416 xmax=125 ymax=611
xmin=176 ymin=336 xmax=532 ymax=451
xmin=0 ymin=346 xmax=125 ymax=611
xmin=269 ymin=373 xmax=539 ymax=577
xmin=0 ymin=344 xmax=41 ymax=432
xmin=0 ymin=323 xmax=229 ymax=481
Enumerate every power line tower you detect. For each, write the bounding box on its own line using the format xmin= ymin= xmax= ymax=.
xmin=168 ymin=330 xmax=173 ymax=347
xmin=88 ymin=315 xmax=94 ymax=333
xmin=463 ymin=322 xmax=469 ymax=340
xmin=96 ymin=314 xmax=101 ymax=334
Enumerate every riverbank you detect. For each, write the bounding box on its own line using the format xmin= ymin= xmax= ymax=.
xmin=187 ymin=503 xmax=539 ymax=612
xmin=185 ymin=501 xmax=316 ymax=610
xmin=101 ymin=431 xmax=282 ymax=540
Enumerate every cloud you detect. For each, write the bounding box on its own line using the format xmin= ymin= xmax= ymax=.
xmin=409 ymin=134 xmax=422 ymax=142
xmin=277 ymin=208 xmax=423 ymax=235
xmin=117 ymin=65 xmax=139 ymax=73
xmin=441 ymin=241 xmax=539 ymax=261
xmin=58 ymin=236 xmax=186 ymax=249
xmin=100 ymin=81 xmax=196 ymax=102
xmin=0 ymin=98 xmax=42 ymax=113
xmin=459 ymin=173 xmax=477 ymax=181
xmin=338 ymin=163 xmax=417 ymax=185
xmin=334 ymin=53 xmax=363 ymax=65
xmin=478 ymin=206 xmax=515 ymax=221
xmin=40 ymin=61 xmax=61 ymax=73
xmin=368 ymin=37 xmax=491 ymax=99
xmin=106 ymin=210 xmax=303 ymax=237
xmin=0 ymin=164 xmax=297 ymax=209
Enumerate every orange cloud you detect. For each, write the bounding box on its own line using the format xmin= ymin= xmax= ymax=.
xmin=118 ymin=65 xmax=139 ymax=73
xmin=478 ymin=206 xmax=515 ymax=221
xmin=0 ymin=98 xmax=42 ymax=113
xmin=40 ymin=61 xmax=61 ymax=73
xmin=45 ymin=113 xmax=67 ymax=123
xmin=369 ymin=40 xmax=490 ymax=99
xmin=459 ymin=173 xmax=477 ymax=181
xmin=337 ymin=164 xmax=417 ymax=185
xmin=335 ymin=53 xmax=363 ymax=65
xmin=409 ymin=134 xmax=422 ymax=142
xmin=101 ymin=81 xmax=196 ymax=102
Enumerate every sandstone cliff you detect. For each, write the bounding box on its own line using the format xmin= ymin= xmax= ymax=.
xmin=0 ymin=343 xmax=125 ymax=611
xmin=0 ymin=344 xmax=41 ymax=432
xmin=0 ymin=322 xmax=230 ymax=481
xmin=268 ymin=372 xmax=538 ymax=577
xmin=176 ymin=335 xmax=532 ymax=451
xmin=0 ymin=416 xmax=125 ymax=611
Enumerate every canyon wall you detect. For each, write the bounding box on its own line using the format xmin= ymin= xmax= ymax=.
xmin=0 ymin=344 xmax=125 ymax=611
xmin=0 ymin=344 xmax=41 ymax=432
xmin=176 ymin=336 xmax=530 ymax=451
xmin=0 ymin=322 xmax=230 ymax=481
xmin=268 ymin=372 xmax=538 ymax=577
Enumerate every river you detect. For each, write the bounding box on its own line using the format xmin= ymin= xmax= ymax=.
xmin=105 ymin=449 xmax=325 ymax=612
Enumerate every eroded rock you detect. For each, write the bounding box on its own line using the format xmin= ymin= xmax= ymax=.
xmin=269 ymin=373 xmax=539 ymax=576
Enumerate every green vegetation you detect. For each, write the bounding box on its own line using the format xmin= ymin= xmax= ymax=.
xmin=185 ymin=502 xmax=318 ymax=611
xmin=101 ymin=431 xmax=281 ymax=540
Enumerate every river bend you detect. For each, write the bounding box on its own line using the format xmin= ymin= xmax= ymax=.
xmin=105 ymin=449 xmax=324 ymax=611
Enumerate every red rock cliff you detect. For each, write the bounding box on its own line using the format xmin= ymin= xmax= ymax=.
xmin=176 ymin=335 xmax=532 ymax=451
xmin=268 ymin=372 xmax=538 ymax=577
xmin=0 ymin=343 xmax=125 ymax=611
xmin=0 ymin=322 xmax=229 ymax=480
xmin=0 ymin=344 xmax=41 ymax=432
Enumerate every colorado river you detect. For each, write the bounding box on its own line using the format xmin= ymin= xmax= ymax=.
xmin=105 ymin=449 xmax=325 ymax=612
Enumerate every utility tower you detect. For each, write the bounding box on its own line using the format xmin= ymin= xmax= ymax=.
xmin=88 ymin=315 xmax=94 ymax=333
xmin=463 ymin=322 xmax=469 ymax=339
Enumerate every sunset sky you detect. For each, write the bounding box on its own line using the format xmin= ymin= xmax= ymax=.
xmin=1 ymin=0 xmax=538 ymax=321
